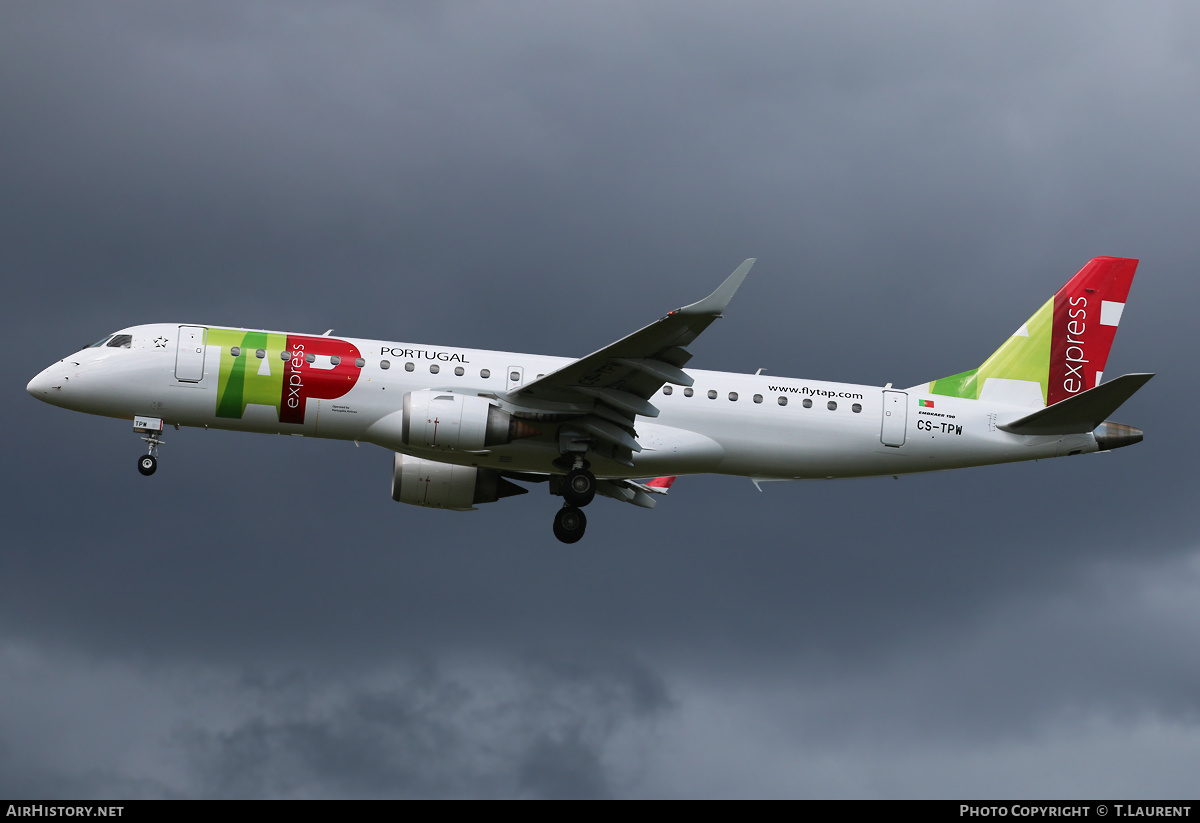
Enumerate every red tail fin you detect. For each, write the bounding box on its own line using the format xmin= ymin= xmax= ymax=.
xmin=1048 ymin=257 xmax=1137 ymax=405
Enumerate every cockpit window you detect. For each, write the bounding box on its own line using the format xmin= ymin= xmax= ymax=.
xmin=87 ymin=335 xmax=112 ymax=348
xmin=106 ymin=334 xmax=132 ymax=348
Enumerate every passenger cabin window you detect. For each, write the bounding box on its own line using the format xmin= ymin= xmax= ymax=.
xmin=256 ymin=349 xmax=266 ymax=359
xmin=430 ymin=364 xmax=440 ymax=374
xmin=827 ymin=401 xmax=837 ymax=411
xmin=753 ymin=394 xmax=763 ymax=404
xmin=662 ymin=386 xmax=673 ymax=395
xmin=380 ymin=360 xmax=391 ymax=370
xmin=802 ymin=398 xmax=812 ymax=408
xmin=107 ymin=335 xmax=132 ymax=348
xmin=330 ymin=355 xmax=341 ymax=366
xmin=852 ymin=403 xmax=862 ymax=413
xmin=707 ymin=390 xmax=717 ymax=399
xmin=280 ymin=351 xmax=289 ymax=360
xmin=510 ymin=371 xmax=520 ymax=382
xmin=305 ymin=353 xmax=316 ymax=363
xmin=480 ymin=369 xmax=491 ymax=378
xmin=355 ymin=358 xmax=365 ymax=368
xmin=230 ymin=346 xmax=241 ymax=357
xmin=684 ymin=388 xmax=694 ymax=397
xmin=728 ymin=392 xmax=738 ymax=401
xmin=778 ymin=396 xmax=788 ymax=406
xmin=455 ymin=366 xmax=464 ymax=376
xmin=405 ymin=362 xmax=415 ymax=372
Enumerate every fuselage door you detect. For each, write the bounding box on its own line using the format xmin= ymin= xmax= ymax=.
xmin=175 ymin=325 xmax=207 ymax=383
xmin=506 ymin=365 xmax=524 ymax=392
xmin=880 ymin=390 xmax=907 ymax=447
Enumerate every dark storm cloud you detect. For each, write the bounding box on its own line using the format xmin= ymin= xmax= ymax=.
xmin=3 ymin=0 xmax=1199 ymax=797
xmin=0 ymin=645 xmax=667 ymax=798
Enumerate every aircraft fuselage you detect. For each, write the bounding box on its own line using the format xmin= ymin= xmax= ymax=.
xmin=27 ymin=323 xmax=1098 ymax=482
xmin=26 ymin=257 xmax=1149 ymax=543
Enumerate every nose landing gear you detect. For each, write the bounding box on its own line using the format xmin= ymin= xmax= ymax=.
xmin=133 ymin=415 xmax=164 ymax=477
xmin=137 ymin=454 xmax=158 ymax=476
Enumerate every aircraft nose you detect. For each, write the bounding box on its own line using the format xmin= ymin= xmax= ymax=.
xmin=27 ymin=364 xmax=63 ymax=399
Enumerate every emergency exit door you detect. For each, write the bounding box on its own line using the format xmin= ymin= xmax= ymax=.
xmin=880 ymin=390 xmax=907 ymax=447
xmin=175 ymin=325 xmax=207 ymax=382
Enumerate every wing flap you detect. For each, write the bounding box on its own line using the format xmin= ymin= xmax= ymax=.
xmin=575 ymin=416 xmax=642 ymax=452
xmin=613 ymin=357 xmax=694 ymax=387
xmin=575 ymin=386 xmax=660 ymax=418
xmin=596 ymin=478 xmax=664 ymax=509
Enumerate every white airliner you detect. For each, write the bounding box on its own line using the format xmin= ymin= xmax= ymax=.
xmin=27 ymin=257 xmax=1151 ymax=542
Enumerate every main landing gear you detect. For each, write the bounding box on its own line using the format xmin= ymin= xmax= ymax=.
xmin=553 ymin=505 xmax=587 ymax=544
xmin=562 ymin=467 xmax=596 ymax=507
xmin=552 ymin=461 xmax=596 ymax=543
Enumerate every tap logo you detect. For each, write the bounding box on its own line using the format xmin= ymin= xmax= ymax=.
xmin=207 ymin=328 xmax=362 ymax=424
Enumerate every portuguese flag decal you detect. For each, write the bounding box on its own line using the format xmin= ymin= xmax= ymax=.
xmin=918 ymin=399 xmax=935 ymax=408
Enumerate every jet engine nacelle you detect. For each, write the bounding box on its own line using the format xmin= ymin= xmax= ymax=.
xmin=391 ymin=454 xmax=527 ymax=511
xmin=402 ymin=389 xmax=536 ymax=451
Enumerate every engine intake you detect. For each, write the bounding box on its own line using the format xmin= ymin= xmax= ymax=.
xmin=391 ymin=454 xmax=527 ymax=511
xmin=402 ymin=390 xmax=538 ymax=451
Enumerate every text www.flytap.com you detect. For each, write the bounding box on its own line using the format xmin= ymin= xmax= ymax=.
xmin=767 ymin=385 xmax=864 ymax=400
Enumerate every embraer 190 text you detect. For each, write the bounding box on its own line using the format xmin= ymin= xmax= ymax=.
xmin=28 ymin=258 xmax=1151 ymax=543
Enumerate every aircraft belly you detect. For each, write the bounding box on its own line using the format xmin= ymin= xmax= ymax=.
xmin=671 ymin=411 xmax=886 ymax=479
xmin=629 ymin=424 xmax=725 ymax=474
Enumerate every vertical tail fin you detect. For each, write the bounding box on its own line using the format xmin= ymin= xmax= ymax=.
xmin=913 ymin=257 xmax=1138 ymax=407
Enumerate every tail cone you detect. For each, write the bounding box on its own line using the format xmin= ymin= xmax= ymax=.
xmin=1094 ymin=420 xmax=1143 ymax=451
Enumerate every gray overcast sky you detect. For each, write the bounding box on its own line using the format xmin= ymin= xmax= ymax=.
xmin=3 ymin=1 xmax=1198 ymax=798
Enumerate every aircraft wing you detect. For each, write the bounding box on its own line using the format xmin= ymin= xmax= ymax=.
xmin=507 ymin=260 xmax=755 ymax=421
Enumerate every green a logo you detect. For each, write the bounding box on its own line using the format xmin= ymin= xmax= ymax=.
xmin=209 ymin=329 xmax=288 ymax=419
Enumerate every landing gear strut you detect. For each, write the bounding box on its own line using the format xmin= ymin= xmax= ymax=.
xmin=553 ymin=505 xmax=587 ymax=544
xmin=552 ymin=444 xmax=595 ymax=541
xmin=135 ymin=416 xmax=165 ymax=477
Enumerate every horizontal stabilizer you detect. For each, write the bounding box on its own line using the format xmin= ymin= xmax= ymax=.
xmin=998 ymin=373 xmax=1153 ymax=435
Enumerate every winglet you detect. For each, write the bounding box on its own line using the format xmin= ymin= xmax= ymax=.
xmin=678 ymin=259 xmax=755 ymax=316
